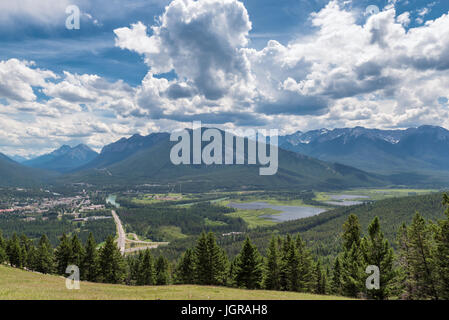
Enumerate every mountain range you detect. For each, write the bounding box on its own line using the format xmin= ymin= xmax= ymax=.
xmin=23 ymin=144 xmax=98 ymax=173
xmin=278 ymin=125 xmax=449 ymax=174
xmin=1 ymin=125 xmax=449 ymax=189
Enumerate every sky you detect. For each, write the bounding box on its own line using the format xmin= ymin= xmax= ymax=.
xmin=1 ymin=0 xmax=449 ymax=157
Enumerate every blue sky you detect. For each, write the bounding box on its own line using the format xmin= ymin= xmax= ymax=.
xmin=0 ymin=0 xmax=449 ymax=156
xmin=2 ymin=0 xmax=447 ymax=85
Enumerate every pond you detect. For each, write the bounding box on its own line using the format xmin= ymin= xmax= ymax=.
xmin=227 ymin=201 xmax=326 ymax=222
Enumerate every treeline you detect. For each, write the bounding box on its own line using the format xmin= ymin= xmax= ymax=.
xmin=0 ymin=214 xmax=115 ymax=246
xmin=117 ymin=202 xmax=246 ymax=241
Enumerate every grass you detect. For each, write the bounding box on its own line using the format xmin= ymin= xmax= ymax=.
xmin=0 ymin=265 xmax=349 ymax=300
xmin=314 ymin=188 xmax=438 ymax=202
xmin=226 ymin=208 xmax=280 ymax=228
xmin=158 ymin=226 xmax=188 ymax=240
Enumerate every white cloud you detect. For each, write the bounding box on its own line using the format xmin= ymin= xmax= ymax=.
xmin=0 ymin=59 xmax=57 ymax=102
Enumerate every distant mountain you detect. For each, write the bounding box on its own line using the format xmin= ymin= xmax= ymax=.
xmin=23 ymin=144 xmax=98 ymax=173
xmin=63 ymin=129 xmax=387 ymax=191
xmin=279 ymin=125 xmax=449 ymax=179
xmin=8 ymin=155 xmax=28 ymax=163
xmin=0 ymin=153 xmax=53 ymax=187
xmin=79 ymin=133 xmax=169 ymax=170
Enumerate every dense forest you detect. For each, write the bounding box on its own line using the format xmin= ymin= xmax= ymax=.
xmin=0 ymin=213 xmax=115 ymax=246
xmin=1 ymin=193 xmax=449 ymax=299
xmin=154 ymin=192 xmax=447 ymax=265
xmin=116 ymin=202 xmax=246 ymax=241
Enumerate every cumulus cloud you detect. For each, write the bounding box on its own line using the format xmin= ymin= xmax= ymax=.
xmin=0 ymin=59 xmax=57 ymax=102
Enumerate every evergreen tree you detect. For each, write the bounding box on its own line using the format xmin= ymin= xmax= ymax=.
xmin=340 ymin=215 xmax=364 ymax=298
xmin=341 ymin=242 xmax=365 ymax=297
xmin=155 ymin=255 xmax=170 ymax=285
xmin=175 ymin=248 xmax=195 ymax=284
xmin=7 ymin=233 xmax=23 ymax=268
xmin=396 ymin=223 xmax=414 ymax=299
xmin=19 ymin=234 xmax=32 ymax=269
xmin=342 ymin=214 xmax=361 ymax=251
xmin=279 ymin=234 xmax=293 ymax=290
xmin=406 ymin=213 xmax=438 ymax=300
xmin=0 ymin=230 xmax=6 ymax=264
xmin=194 ymin=232 xmax=228 ymax=285
xmin=55 ymin=233 xmax=73 ymax=275
xmin=284 ymin=239 xmax=300 ymax=291
xmin=314 ymin=260 xmax=326 ymax=294
xmin=263 ymin=236 xmax=281 ymax=290
xmin=99 ymin=235 xmax=126 ymax=284
xmin=207 ymin=232 xmax=229 ymax=286
xmin=194 ymin=232 xmax=210 ymax=285
xmin=70 ymin=234 xmax=85 ymax=268
xmin=26 ymin=245 xmax=38 ymax=271
xmin=234 ymin=237 xmax=263 ymax=289
xmin=82 ymin=233 xmax=99 ymax=282
xmin=435 ymin=194 xmax=449 ymax=299
xmin=137 ymin=249 xmax=156 ymax=285
xmin=296 ymin=234 xmax=314 ymax=292
xmin=330 ymin=257 xmax=343 ymax=295
xmin=362 ymin=216 xmax=396 ymax=300
xmin=35 ymin=235 xmax=54 ymax=274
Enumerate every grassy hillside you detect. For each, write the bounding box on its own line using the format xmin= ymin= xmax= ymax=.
xmin=0 ymin=265 xmax=348 ymax=300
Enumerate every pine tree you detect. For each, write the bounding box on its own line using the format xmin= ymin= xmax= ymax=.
xmin=279 ymin=234 xmax=293 ymax=290
xmin=0 ymin=230 xmax=6 ymax=264
xmin=406 ymin=213 xmax=439 ymax=300
xmin=296 ymin=234 xmax=314 ymax=292
xmin=342 ymin=214 xmax=361 ymax=251
xmin=19 ymin=234 xmax=32 ymax=269
xmin=82 ymin=233 xmax=99 ymax=282
xmin=126 ymin=254 xmax=140 ymax=285
xmin=330 ymin=257 xmax=343 ymax=295
xmin=194 ymin=232 xmax=210 ymax=285
xmin=314 ymin=260 xmax=326 ymax=294
xmin=99 ymin=235 xmax=126 ymax=284
xmin=138 ymin=249 xmax=155 ymax=285
xmin=155 ymin=255 xmax=170 ymax=285
xmin=362 ymin=216 xmax=396 ymax=300
xmin=340 ymin=214 xmax=364 ymax=298
xmin=263 ymin=236 xmax=281 ymax=290
xmin=341 ymin=242 xmax=365 ymax=297
xmin=55 ymin=233 xmax=73 ymax=275
xmin=70 ymin=234 xmax=85 ymax=269
xmin=435 ymin=194 xmax=449 ymax=299
xmin=175 ymin=248 xmax=195 ymax=284
xmin=35 ymin=235 xmax=54 ymax=274
xmin=234 ymin=237 xmax=263 ymax=289
xmin=7 ymin=233 xmax=23 ymax=268
xmin=207 ymin=232 xmax=228 ymax=286
xmin=194 ymin=232 xmax=228 ymax=285
xmin=284 ymin=239 xmax=300 ymax=291
xmin=396 ymin=223 xmax=414 ymax=299
xmin=26 ymin=244 xmax=38 ymax=271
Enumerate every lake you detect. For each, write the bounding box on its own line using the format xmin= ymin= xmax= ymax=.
xmin=227 ymin=202 xmax=326 ymax=222
xmin=324 ymin=194 xmax=370 ymax=206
